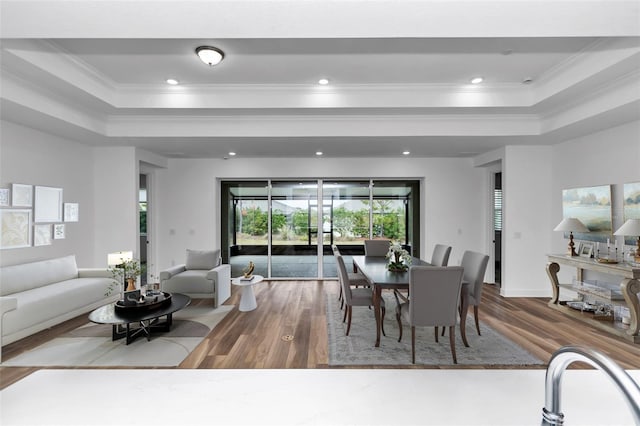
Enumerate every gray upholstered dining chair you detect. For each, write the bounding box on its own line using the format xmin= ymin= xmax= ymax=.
xmin=335 ymin=254 xmax=385 ymax=336
xmin=332 ymin=245 xmax=369 ymax=309
xmin=395 ymin=265 xmax=464 ymax=364
xmin=460 ymin=250 xmax=490 ymax=336
xmin=363 ymin=239 xmax=391 ymax=256
xmin=430 ymin=244 xmax=452 ymax=266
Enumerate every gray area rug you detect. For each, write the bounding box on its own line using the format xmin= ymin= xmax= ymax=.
xmin=327 ymin=293 xmax=544 ymax=366
xmin=2 ymin=305 xmax=233 ymax=367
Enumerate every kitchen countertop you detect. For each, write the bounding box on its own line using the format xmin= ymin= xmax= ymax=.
xmin=2 ymin=368 xmax=639 ymax=425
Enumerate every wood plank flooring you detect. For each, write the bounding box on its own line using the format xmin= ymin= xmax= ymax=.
xmin=2 ymin=280 xmax=640 ymax=390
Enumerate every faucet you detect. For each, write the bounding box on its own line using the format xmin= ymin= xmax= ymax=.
xmin=542 ymin=346 xmax=640 ymax=425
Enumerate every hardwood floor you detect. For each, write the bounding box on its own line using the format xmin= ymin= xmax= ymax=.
xmin=2 ymin=280 xmax=640 ymax=390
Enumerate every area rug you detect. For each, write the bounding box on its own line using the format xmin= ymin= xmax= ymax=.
xmin=2 ymin=305 xmax=234 ymax=367
xmin=327 ymin=293 xmax=544 ymax=366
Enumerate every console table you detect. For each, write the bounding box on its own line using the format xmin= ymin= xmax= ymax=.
xmin=546 ymin=254 xmax=640 ymax=343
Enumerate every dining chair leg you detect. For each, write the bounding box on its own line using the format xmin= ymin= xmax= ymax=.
xmin=343 ymin=305 xmax=348 ymax=323
xmin=345 ymin=306 xmax=352 ymax=336
xmin=449 ymin=326 xmax=457 ymax=364
xmin=381 ymin=304 xmax=386 ymax=337
xmin=434 ymin=326 xmax=439 ymax=343
xmin=396 ymin=310 xmax=403 ymax=342
xmin=474 ymin=305 xmax=481 ymax=335
xmin=411 ymin=326 xmax=416 ymax=364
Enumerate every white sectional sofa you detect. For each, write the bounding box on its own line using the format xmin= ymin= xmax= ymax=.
xmin=0 ymin=255 xmax=119 ymax=346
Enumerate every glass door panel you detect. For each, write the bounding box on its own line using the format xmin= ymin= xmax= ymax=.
xmin=322 ymin=181 xmax=370 ymax=278
xmin=372 ymin=181 xmax=414 ymax=254
xmin=271 ymin=181 xmax=318 ymax=277
xmin=224 ymin=181 xmax=269 ymax=278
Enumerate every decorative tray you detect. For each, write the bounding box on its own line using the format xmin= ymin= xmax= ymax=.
xmin=566 ymin=301 xmax=597 ymax=312
xmin=115 ymin=292 xmax=171 ymax=312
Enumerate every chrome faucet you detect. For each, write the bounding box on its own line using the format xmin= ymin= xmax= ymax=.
xmin=542 ymin=346 xmax=640 ymax=425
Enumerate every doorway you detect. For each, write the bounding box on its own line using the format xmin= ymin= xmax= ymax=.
xmin=221 ymin=179 xmax=419 ymax=279
xmin=493 ymin=172 xmax=502 ymax=286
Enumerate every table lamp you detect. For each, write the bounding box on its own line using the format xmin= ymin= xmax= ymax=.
xmin=614 ymin=219 xmax=640 ymax=262
xmin=554 ymin=218 xmax=589 ymax=256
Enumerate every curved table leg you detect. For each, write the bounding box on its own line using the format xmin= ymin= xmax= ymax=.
xmin=546 ymin=262 xmax=561 ymax=305
xmin=621 ymin=274 xmax=640 ymax=339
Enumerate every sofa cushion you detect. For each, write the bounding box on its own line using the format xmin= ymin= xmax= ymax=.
xmin=162 ymin=270 xmax=215 ymax=294
xmin=185 ymin=249 xmax=220 ymax=270
xmin=0 ymin=255 xmax=79 ymax=296
xmin=1 ymin=276 xmax=112 ymax=336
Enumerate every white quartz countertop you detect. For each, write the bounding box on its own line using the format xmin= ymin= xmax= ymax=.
xmin=2 ymin=368 xmax=639 ymax=425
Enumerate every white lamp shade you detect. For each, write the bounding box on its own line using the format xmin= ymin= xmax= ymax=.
xmin=107 ymin=251 xmax=133 ymax=266
xmin=614 ymin=218 xmax=640 ymax=236
xmin=196 ymin=46 xmax=224 ymax=66
xmin=554 ymin=217 xmax=589 ymax=233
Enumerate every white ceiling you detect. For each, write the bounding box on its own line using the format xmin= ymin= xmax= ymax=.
xmin=1 ymin=1 xmax=639 ymax=159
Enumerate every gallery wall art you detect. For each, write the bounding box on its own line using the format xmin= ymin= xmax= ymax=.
xmin=561 ymin=185 xmax=612 ymax=243
xmin=0 ymin=209 xmax=32 ymax=249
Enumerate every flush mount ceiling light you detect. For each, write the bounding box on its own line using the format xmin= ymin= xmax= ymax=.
xmin=318 ymin=78 xmax=329 ymax=85
xmin=166 ymin=78 xmax=179 ymax=85
xmin=470 ymin=76 xmax=484 ymax=84
xmin=402 ymin=151 xmax=410 ymax=155
xmin=228 ymin=152 xmax=236 ymax=156
xmin=315 ymin=151 xmax=323 ymax=156
xmin=195 ymin=46 xmax=225 ymax=66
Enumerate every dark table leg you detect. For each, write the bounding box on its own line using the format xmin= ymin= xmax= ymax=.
xmin=374 ymin=285 xmax=382 ymax=347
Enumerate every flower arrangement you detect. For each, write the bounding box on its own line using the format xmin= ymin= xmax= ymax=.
xmin=386 ymin=243 xmax=412 ymax=272
xmin=106 ymin=258 xmax=142 ymax=295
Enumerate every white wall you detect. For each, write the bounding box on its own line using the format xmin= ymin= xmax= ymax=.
xmin=155 ymin=157 xmax=487 ymax=272
xmin=0 ymin=121 xmax=97 ymax=266
xmin=550 ymin=120 xmax=640 ymax=285
xmin=501 ymin=145 xmax=554 ymax=297
xmin=0 ymin=121 xmax=146 ymax=268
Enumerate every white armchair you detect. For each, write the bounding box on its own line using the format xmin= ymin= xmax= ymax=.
xmin=160 ymin=249 xmax=231 ymax=308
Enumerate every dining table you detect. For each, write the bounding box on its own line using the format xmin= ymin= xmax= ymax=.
xmin=351 ymin=255 xmax=470 ymax=348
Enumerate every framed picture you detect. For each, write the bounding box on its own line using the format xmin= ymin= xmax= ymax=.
xmin=34 ymin=224 xmax=52 ymax=246
xmin=64 ymin=203 xmax=79 ymax=222
xmin=0 ymin=188 xmax=9 ymax=206
xmin=579 ymin=241 xmax=594 ymax=258
xmin=34 ymin=186 xmax=63 ymax=223
xmin=0 ymin=209 xmax=32 ymax=249
xmin=561 ymin=185 xmax=612 ymax=243
xmin=12 ymin=183 xmax=33 ymax=207
xmin=623 ymin=182 xmax=640 ymax=245
xmin=53 ymin=223 xmax=65 ymax=239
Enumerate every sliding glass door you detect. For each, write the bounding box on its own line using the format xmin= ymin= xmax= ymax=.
xmin=222 ymin=179 xmax=419 ymax=279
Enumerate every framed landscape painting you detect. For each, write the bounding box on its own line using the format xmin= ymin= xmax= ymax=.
xmin=623 ymin=182 xmax=640 ymax=245
xmin=561 ymin=185 xmax=612 ymax=243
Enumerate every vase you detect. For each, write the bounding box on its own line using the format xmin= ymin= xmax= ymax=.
xmin=125 ymin=278 xmax=136 ymax=291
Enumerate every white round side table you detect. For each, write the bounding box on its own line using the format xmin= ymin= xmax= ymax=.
xmin=231 ymin=275 xmax=264 ymax=312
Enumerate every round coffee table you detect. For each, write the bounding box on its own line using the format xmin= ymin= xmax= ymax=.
xmin=231 ymin=275 xmax=264 ymax=312
xmin=89 ymin=293 xmax=191 ymax=344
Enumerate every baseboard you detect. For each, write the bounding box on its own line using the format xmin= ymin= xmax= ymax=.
xmin=499 ymin=288 xmax=552 ymax=298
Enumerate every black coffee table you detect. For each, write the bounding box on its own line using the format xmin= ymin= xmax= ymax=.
xmin=89 ymin=293 xmax=191 ymax=344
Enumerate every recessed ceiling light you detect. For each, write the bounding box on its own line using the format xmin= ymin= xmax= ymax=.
xmin=228 ymin=152 xmax=236 ymax=156
xmin=196 ymin=46 xmax=225 ymax=66
xmin=402 ymin=151 xmax=410 ymax=155
xmin=470 ymin=77 xmax=484 ymax=84
xmin=166 ymin=78 xmax=179 ymax=85
xmin=315 ymin=151 xmax=323 ymax=156
xmin=318 ymin=78 xmax=329 ymax=85
xmin=522 ymin=77 xmax=534 ymax=84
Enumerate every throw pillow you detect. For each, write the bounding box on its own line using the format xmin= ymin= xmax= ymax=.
xmin=185 ymin=249 xmax=221 ymax=270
